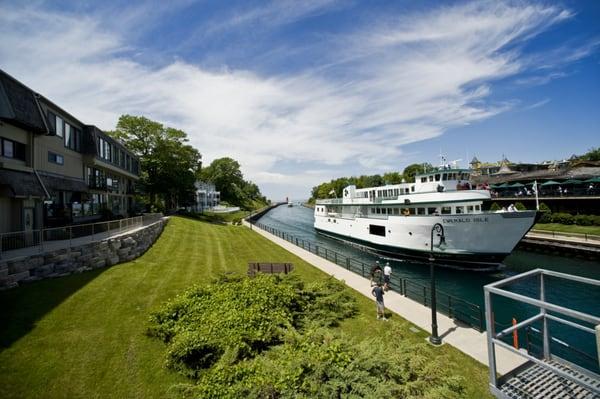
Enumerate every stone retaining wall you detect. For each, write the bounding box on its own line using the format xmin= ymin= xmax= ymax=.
xmin=0 ymin=218 xmax=168 ymax=290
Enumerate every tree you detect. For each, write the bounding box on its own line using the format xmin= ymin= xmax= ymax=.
xmin=200 ymin=157 xmax=266 ymax=209
xmin=107 ymin=115 xmax=202 ymax=211
xmin=577 ymin=147 xmax=600 ymax=162
xmin=402 ymin=163 xmax=433 ymax=183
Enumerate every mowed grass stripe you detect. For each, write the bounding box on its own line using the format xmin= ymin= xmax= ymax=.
xmin=0 ymin=217 xmax=492 ymax=398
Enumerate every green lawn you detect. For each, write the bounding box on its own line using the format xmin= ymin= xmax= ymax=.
xmin=0 ymin=217 xmax=492 ymax=398
xmin=533 ymin=223 xmax=600 ymax=236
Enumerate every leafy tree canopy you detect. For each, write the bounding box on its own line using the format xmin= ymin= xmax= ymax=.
xmin=200 ymin=157 xmax=267 ymax=209
xmin=107 ymin=115 xmax=201 ymax=211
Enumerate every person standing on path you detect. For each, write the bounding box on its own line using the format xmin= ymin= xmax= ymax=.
xmin=383 ymin=262 xmax=392 ymax=291
xmin=370 ymin=261 xmax=382 ymax=286
xmin=372 ymin=282 xmax=387 ymax=320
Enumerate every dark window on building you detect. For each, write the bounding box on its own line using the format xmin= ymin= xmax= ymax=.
xmin=369 ymin=224 xmax=386 ymax=237
xmin=1 ymin=138 xmax=26 ymax=160
xmin=48 ymin=152 xmax=64 ymax=165
xmin=64 ymin=122 xmax=71 ymax=148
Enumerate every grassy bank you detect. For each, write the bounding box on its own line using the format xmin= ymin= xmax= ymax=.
xmin=0 ymin=217 xmax=491 ymax=398
xmin=533 ymin=223 xmax=600 ymax=236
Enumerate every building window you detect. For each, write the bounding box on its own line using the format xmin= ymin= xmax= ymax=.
xmin=64 ymin=122 xmax=71 ymax=148
xmin=2 ymin=139 xmax=13 ymax=157
xmin=55 ymin=115 xmax=64 ymax=137
xmin=48 ymin=152 xmax=64 ymax=165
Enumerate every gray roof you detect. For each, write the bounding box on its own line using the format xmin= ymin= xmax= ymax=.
xmin=0 ymin=70 xmax=46 ymax=134
xmin=0 ymin=169 xmax=46 ymax=198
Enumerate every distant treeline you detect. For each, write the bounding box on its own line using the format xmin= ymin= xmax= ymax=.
xmin=309 ymin=163 xmax=432 ymax=203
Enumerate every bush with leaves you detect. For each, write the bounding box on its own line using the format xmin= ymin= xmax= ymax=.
xmin=171 ymin=327 xmax=465 ymax=399
xmin=552 ymin=212 xmax=574 ymax=225
xmin=537 ymin=202 xmax=552 ymax=223
xmin=490 ymin=202 xmax=501 ymax=211
xmin=147 ymin=274 xmax=356 ymax=377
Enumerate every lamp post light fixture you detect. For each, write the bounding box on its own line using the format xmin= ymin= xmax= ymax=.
xmin=429 ymin=223 xmax=446 ymax=345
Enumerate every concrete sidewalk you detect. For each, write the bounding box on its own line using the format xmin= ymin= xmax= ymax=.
xmin=246 ymin=221 xmax=525 ymax=375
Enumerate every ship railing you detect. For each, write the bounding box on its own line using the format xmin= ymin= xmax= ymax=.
xmin=252 ymin=222 xmax=484 ymax=331
xmin=484 ymin=269 xmax=600 ymax=398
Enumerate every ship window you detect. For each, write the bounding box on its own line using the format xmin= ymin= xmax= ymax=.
xmin=441 ymin=206 xmax=452 ymax=214
xmin=429 ymin=175 xmax=434 ymax=182
xmin=369 ymin=224 xmax=386 ymax=237
xmin=435 ymin=174 xmax=440 ymax=181
xmin=393 ymin=208 xmax=399 ymax=215
xmin=475 ymin=205 xmax=481 ymax=211
xmin=467 ymin=205 xmax=474 ymax=213
xmin=421 ymin=177 xmax=427 ymax=183
xmin=456 ymin=206 xmax=464 ymax=214
xmin=411 ymin=186 xmax=415 ymax=192
xmin=394 ymin=189 xmax=399 ymax=196
xmin=381 ymin=208 xmax=386 ymax=214
xmin=371 ymin=208 xmax=375 ymax=213
xmin=442 ymin=173 xmax=447 ymax=180
xmin=376 ymin=208 xmax=381 ymax=214
xmin=388 ymin=208 xmax=392 ymax=214
xmin=328 ymin=218 xmax=330 ymax=222
xmin=428 ymin=207 xmax=438 ymax=215
xmin=417 ymin=208 xmax=425 ymax=215
xmin=409 ymin=208 xmax=416 ymax=215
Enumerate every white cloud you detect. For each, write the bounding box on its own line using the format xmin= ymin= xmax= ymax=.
xmin=0 ymin=1 xmax=589 ymax=199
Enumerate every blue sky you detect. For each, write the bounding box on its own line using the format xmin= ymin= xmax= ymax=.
xmin=0 ymin=1 xmax=598 ymax=200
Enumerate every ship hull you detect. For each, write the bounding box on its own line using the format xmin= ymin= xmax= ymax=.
xmin=314 ymin=211 xmax=536 ymax=270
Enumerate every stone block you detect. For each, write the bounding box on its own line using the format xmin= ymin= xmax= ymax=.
xmin=0 ymin=282 xmax=19 ymax=290
xmin=22 ymin=275 xmax=41 ymax=284
xmin=93 ymin=260 xmax=106 ymax=269
xmin=54 ymin=262 xmax=75 ymax=274
xmin=28 ymin=256 xmax=45 ymax=268
xmin=106 ymin=256 xmax=120 ymax=266
xmin=8 ymin=260 xmax=28 ymax=274
xmin=0 ymin=267 xmax=8 ymax=278
xmin=8 ymin=271 xmax=30 ymax=283
xmin=34 ymin=264 xmax=55 ymax=277
xmin=110 ymin=240 xmax=122 ymax=250
xmin=122 ymin=237 xmax=136 ymax=247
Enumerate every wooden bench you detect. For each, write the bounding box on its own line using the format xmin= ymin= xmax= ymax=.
xmin=248 ymin=262 xmax=294 ymax=277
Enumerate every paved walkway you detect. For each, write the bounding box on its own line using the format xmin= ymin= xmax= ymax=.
xmin=245 ymin=221 xmax=526 ymax=375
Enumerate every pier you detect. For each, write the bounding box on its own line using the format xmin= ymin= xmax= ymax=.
xmin=520 ymin=230 xmax=600 ymax=259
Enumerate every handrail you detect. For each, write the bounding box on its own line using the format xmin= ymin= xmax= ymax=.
xmin=252 ymin=221 xmax=484 ymax=331
xmin=484 ymin=269 xmax=600 ymax=396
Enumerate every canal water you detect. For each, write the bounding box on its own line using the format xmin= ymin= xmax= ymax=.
xmin=258 ymin=204 xmax=600 ymax=371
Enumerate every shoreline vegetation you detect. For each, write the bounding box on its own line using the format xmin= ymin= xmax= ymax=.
xmin=0 ymin=216 xmax=491 ymax=398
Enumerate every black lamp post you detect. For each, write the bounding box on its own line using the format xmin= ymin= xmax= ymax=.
xmin=429 ymin=223 xmax=445 ymax=345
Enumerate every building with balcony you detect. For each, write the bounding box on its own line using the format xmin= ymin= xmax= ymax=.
xmin=0 ymin=69 xmax=139 ymax=233
xmin=192 ymin=181 xmax=220 ymax=212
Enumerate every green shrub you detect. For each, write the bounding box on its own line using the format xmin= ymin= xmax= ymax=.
xmin=591 ymin=215 xmax=600 ymax=226
xmin=538 ymin=203 xmax=551 ymax=213
xmin=552 ymin=212 xmax=574 ymax=225
xmin=490 ymin=202 xmax=501 ymax=211
xmin=147 ymin=274 xmax=356 ymax=376
xmin=514 ymin=202 xmax=527 ymax=211
xmin=574 ymin=214 xmax=593 ymax=226
xmin=174 ymin=328 xmax=466 ymax=399
xmin=538 ymin=212 xmax=553 ymax=223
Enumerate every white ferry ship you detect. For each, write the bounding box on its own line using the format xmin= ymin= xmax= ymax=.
xmin=314 ymin=168 xmax=536 ymax=269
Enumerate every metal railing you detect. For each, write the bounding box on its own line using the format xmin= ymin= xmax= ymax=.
xmin=253 ymin=221 xmax=484 ymax=331
xmin=0 ymin=215 xmax=156 ymax=258
xmin=484 ymin=269 xmax=600 ymax=398
xmin=529 ymin=229 xmax=600 ymax=243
